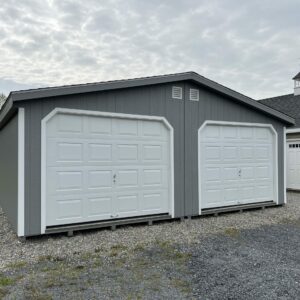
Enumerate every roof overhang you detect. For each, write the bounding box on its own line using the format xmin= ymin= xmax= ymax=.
xmin=0 ymin=71 xmax=295 ymax=127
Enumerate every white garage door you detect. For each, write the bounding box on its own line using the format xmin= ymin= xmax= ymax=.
xmin=199 ymin=123 xmax=276 ymax=209
xmin=45 ymin=111 xmax=172 ymax=227
xmin=287 ymin=141 xmax=300 ymax=189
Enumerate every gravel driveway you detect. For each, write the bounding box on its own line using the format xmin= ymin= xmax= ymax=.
xmin=0 ymin=192 xmax=299 ymax=299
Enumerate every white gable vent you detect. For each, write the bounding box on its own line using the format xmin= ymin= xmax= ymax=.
xmin=189 ymin=88 xmax=199 ymax=101
xmin=172 ymin=86 xmax=183 ymax=99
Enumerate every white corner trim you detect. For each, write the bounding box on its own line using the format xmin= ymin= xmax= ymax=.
xmin=198 ymin=120 xmax=279 ymax=215
xmin=286 ymin=128 xmax=300 ymax=134
xmin=18 ymin=108 xmax=25 ymax=237
xmin=41 ymin=108 xmax=175 ymax=234
xmin=283 ymin=127 xmax=287 ymax=204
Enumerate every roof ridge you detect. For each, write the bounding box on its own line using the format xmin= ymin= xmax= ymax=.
xmin=1 ymin=71 xmax=294 ymax=126
xmin=10 ymin=71 xmax=195 ymax=95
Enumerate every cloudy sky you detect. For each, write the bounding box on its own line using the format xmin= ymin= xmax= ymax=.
xmin=0 ymin=0 xmax=299 ymax=99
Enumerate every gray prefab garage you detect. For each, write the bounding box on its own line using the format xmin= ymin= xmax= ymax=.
xmin=0 ymin=72 xmax=294 ymax=237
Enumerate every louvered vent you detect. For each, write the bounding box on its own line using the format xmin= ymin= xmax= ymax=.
xmin=189 ymin=88 xmax=199 ymax=101
xmin=172 ymin=86 xmax=183 ymax=99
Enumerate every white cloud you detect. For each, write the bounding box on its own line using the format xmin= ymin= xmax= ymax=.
xmin=0 ymin=0 xmax=299 ymax=98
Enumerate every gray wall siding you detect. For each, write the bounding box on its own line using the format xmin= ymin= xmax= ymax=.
xmin=0 ymin=113 xmax=18 ymax=232
xmin=17 ymin=82 xmax=286 ymax=236
xmin=184 ymin=82 xmax=285 ymax=216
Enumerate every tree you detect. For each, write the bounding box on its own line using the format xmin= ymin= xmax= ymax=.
xmin=0 ymin=93 xmax=6 ymax=109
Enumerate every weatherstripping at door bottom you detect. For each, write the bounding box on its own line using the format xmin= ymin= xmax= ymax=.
xmin=45 ymin=214 xmax=171 ymax=235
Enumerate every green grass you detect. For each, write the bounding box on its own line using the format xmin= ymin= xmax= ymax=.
xmin=6 ymin=260 xmax=27 ymax=269
xmin=109 ymin=244 xmax=128 ymax=257
xmin=37 ymin=255 xmax=65 ymax=263
xmin=223 ymin=227 xmax=240 ymax=238
xmin=0 ymin=275 xmax=15 ymax=287
xmin=171 ymin=278 xmax=192 ymax=293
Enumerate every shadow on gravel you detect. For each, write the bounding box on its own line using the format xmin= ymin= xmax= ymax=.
xmin=1 ymin=221 xmax=300 ymax=299
xmin=188 ymin=222 xmax=300 ymax=299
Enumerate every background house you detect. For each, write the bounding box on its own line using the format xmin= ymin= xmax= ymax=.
xmin=260 ymin=72 xmax=300 ymax=190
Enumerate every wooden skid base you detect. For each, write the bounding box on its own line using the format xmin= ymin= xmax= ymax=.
xmin=201 ymin=201 xmax=278 ymax=216
xmin=46 ymin=214 xmax=171 ymax=235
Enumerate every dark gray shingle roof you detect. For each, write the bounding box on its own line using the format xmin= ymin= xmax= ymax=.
xmin=293 ymin=72 xmax=300 ymax=80
xmin=259 ymin=93 xmax=300 ymax=128
xmin=0 ymin=72 xmax=295 ymax=127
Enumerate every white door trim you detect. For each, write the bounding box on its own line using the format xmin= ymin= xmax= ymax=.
xmin=41 ymin=107 xmax=175 ymax=234
xmin=18 ymin=108 xmax=25 ymax=237
xmin=283 ymin=127 xmax=287 ymax=203
xmin=198 ymin=120 xmax=279 ymax=215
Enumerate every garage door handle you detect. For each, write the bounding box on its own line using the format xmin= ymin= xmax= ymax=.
xmin=238 ymin=169 xmax=241 ymax=177
xmin=110 ymin=214 xmax=119 ymax=218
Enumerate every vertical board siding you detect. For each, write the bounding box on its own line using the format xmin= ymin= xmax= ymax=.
xmin=0 ymin=113 xmax=18 ymax=232
xmin=184 ymin=82 xmax=285 ymax=215
xmin=17 ymin=81 xmax=286 ymax=236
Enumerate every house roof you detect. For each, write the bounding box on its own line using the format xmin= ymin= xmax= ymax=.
xmin=0 ymin=71 xmax=295 ymax=126
xmin=259 ymin=93 xmax=300 ymax=127
xmin=293 ymin=72 xmax=300 ymax=80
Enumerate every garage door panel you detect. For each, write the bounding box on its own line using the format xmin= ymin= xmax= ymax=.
xmin=256 ymin=185 xmax=272 ymax=199
xmin=117 ymin=144 xmax=138 ymax=161
xmin=48 ymin=196 xmax=83 ymax=224
xmin=115 ymin=194 xmax=139 ymax=215
xmin=87 ymin=170 xmax=112 ymax=189
xmin=143 ymin=169 xmax=162 ymax=186
xmin=256 ymin=166 xmax=270 ymax=179
xmin=223 ymin=126 xmax=238 ymax=138
xmin=224 ymin=188 xmax=239 ymax=203
xmin=57 ymin=142 xmax=83 ymax=162
xmin=255 ymin=127 xmax=271 ymax=140
xmin=88 ymin=116 xmax=112 ymax=135
xmin=88 ymin=144 xmax=112 ymax=162
xmin=201 ymin=124 xmax=275 ymax=209
xmin=255 ymin=146 xmax=269 ymax=160
xmin=46 ymin=112 xmax=171 ymax=227
xmin=202 ymin=125 xmax=220 ymax=139
xmin=142 ymin=145 xmax=163 ymax=161
xmin=240 ymin=167 xmax=254 ymax=179
xmin=204 ymin=189 xmax=223 ymax=206
xmin=116 ymin=119 xmax=139 ymax=136
xmin=142 ymin=121 xmax=163 ymax=137
xmin=205 ymin=146 xmax=221 ymax=161
xmin=223 ymin=167 xmax=239 ymax=181
xmin=87 ymin=196 xmax=113 ymax=218
xmin=56 ymin=171 xmax=83 ymax=191
xmin=205 ymin=167 xmax=221 ymax=182
xmin=223 ymin=146 xmax=238 ymax=160
xmin=240 ymin=127 xmax=253 ymax=139
xmin=141 ymin=191 xmax=168 ymax=213
xmin=240 ymin=186 xmax=255 ymax=201
xmin=117 ymin=170 xmax=139 ymax=188
xmin=240 ymin=147 xmax=254 ymax=159
xmin=47 ymin=169 xmax=84 ymax=196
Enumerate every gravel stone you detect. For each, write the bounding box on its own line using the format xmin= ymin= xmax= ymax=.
xmin=1 ymin=193 xmax=299 ymax=269
xmin=0 ymin=192 xmax=299 ymax=299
